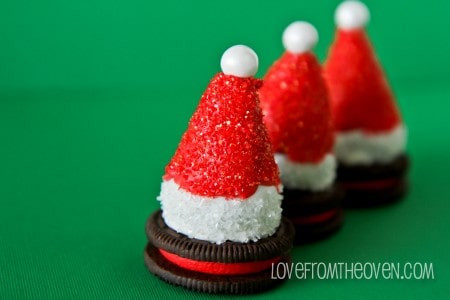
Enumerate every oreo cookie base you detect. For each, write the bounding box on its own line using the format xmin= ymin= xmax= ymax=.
xmin=144 ymin=210 xmax=295 ymax=294
xmin=337 ymin=154 xmax=409 ymax=208
xmin=282 ymin=183 xmax=344 ymax=244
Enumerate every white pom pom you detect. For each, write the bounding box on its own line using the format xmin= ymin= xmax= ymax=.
xmin=282 ymin=21 xmax=318 ymax=54
xmin=220 ymin=45 xmax=258 ymax=78
xmin=335 ymin=0 xmax=370 ymax=30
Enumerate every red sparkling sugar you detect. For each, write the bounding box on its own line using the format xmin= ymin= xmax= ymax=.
xmin=164 ymin=73 xmax=280 ymax=199
xmin=323 ymin=29 xmax=402 ymax=133
xmin=259 ymin=52 xmax=334 ymax=164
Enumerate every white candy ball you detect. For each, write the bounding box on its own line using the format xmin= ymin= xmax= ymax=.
xmin=335 ymin=0 xmax=370 ymax=30
xmin=282 ymin=21 xmax=318 ymax=54
xmin=220 ymin=45 xmax=258 ymax=78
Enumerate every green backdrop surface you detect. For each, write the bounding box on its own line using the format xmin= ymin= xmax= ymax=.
xmin=1 ymin=0 xmax=450 ymax=299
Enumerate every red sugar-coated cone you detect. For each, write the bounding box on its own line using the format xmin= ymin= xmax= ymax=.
xmin=323 ymin=28 xmax=402 ymax=133
xmin=260 ymin=47 xmax=334 ymax=164
xmin=164 ymin=63 xmax=279 ymax=200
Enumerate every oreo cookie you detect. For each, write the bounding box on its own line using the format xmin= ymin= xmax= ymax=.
xmin=144 ymin=210 xmax=295 ymax=294
xmin=282 ymin=183 xmax=344 ymax=244
xmin=337 ymin=154 xmax=409 ymax=208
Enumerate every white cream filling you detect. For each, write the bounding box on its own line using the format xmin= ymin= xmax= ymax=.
xmin=334 ymin=124 xmax=407 ymax=165
xmin=157 ymin=179 xmax=282 ymax=244
xmin=274 ymin=153 xmax=336 ymax=191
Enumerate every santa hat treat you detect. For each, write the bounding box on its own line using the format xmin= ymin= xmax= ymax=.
xmin=323 ymin=0 xmax=409 ymax=207
xmin=144 ymin=45 xmax=294 ymax=294
xmin=259 ymin=22 xmax=343 ymax=244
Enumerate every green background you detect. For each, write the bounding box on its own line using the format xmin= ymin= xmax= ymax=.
xmin=1 ymin=0 xmax=449 ymax=299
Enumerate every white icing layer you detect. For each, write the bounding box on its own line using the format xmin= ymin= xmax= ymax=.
xmin=275 ymin=153 xmax=336 ymax=191
xmin=158 ymin=179 xmax=282 ymax=244
xmin=334 ymin=125 xmax=407 ymax=165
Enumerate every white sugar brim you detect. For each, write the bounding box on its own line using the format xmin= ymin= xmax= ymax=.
xmin=275 ymin=153 xmax=336 ymax=191
xmin=157 ymin=179 xmax=282 ymax=244
xmin=334 ymin=124 xmax=407 ymax=165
